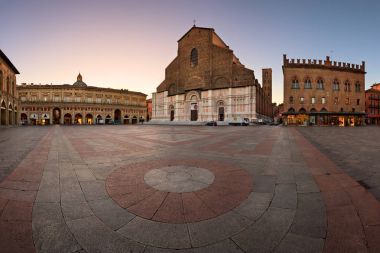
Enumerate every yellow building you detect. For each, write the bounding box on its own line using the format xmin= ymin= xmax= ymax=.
xmin=18 ymin=74 xmax=147 ymax=125
xmin=0 ymin=50 xmax=20 ymax=126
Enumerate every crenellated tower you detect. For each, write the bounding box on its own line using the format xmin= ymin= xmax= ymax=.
xmin=262 ymin=68 xmax=272 ymax=103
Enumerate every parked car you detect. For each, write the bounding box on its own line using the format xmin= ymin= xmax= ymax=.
xmin=205 ymin=121 xmax=217 ymax=126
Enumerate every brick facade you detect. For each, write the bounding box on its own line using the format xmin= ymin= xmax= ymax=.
xmin=365 ymin=83 xmax=380 ymax=125
xmin=283 ymin=54 xmax=366 ymax=126
xmin=0 ymin=50 xmax=20 ymax=126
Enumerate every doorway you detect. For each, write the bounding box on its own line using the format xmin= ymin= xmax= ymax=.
xmin=53 ymin=108 xmax=61 ymax=124
xmin=218 ymin=107 xmax=224 ymax=121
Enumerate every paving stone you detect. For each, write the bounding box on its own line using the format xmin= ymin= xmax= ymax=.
xmin=232 ymin=207 xmax=295 ymax=252
xmin=271 ymin=183 xmax=297 ymax=209
xmin=252 ymin=175 xmax=277 ymax=193
xmin=118 ymin=216 xmax=191 ymax=249
xmin=75 ymin=169 xmax=97 ymax=182
xmin=290 ymin=193 xmax=326 ymax=238
xmin=274 ymin=233 xmax=324 ymax=253
xmin=35 ymin=184 xmax=61 ymax=203
xmin=233 ymin=192 xmax=272 ymax=221
xmin=80 ymin=180 xmax=109 ymax=201
xmin=188 ymin=211 xmax=252 ymax=247
xmin=67 ymin=215 xmax=144 ymax=253
xmin=88 ymin=198 xmax=135 ymax=230
xmin=61 ymin=201 xmax=93 ymax=221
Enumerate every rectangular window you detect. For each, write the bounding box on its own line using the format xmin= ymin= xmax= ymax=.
xmin=43 ymin=97 xmax=48 ymax=101
xmin=21 ymin=97 xmax=26 ymax=102
xmin=64 ymin=97 xmax=71 ymax=102
xmin=106 ymin=99 xmax=111 ymax=104
xmin=322 ymin=97 xmax=326 ymax=104
xmin=96 ymin=98 xmax=101 ymax=103
xmin=345 ymin=98 xmax=350 ymax=105
xmin=311 ymin=97 xmax=316 ymax=104
xmin=300 ymin=97 xmax=304 ymax=103
xmin=75 ymin=97 xmax=81 ymax=102
xmin=54 ymin=96 xmax=60 ymax=102
xmin=357 ymin=99 xmax=360 ymax=105
xmin=87 ymin=97 xmax=92 ymax=103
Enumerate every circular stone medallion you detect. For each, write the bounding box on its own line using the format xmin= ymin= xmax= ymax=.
xmin=144 ymin=165 xmax=214 ymax=193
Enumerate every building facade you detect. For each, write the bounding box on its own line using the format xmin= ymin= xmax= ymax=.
xmin=282 ymin=55 xmax=366 ymax=126
xmin=146 ymin=98 xmax=152 ymax=122
xmin=18 ymin=74 xmax=147 ymax=125
xmin=152 ymin=26 xmax=272 ymax=124
xmin=365 ymin=83 xmax=380 ymax=125
xmin=0 ymin=50 xmax=20 ymax=126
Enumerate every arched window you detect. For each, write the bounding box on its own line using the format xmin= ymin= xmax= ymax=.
xmin=316 ymin=79 xmax=324 ymax=89
xmin=289 ymin=96 xmax=294 ymax=104
xmin=190 ymin=48 xmax=198 ymax=67
xmin=291 ymin=78 xmax=299 ymax=89
xmin=332 ymin=79 xmax=339 ymax=91
xmin=334 ymin=97 xmax=339 ymax=104
xmin=304 ymin=78 xmax=312 ymax=89
xmin=355 ymin=82 xmax=361 ymax=92
xmin=0 ymin=71 xmax=3 ymax=91
xmin=344 ymin=80 xmax=351 ymax=92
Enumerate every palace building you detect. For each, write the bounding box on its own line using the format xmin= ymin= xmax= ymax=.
xmin=0 ymin=50 xmax=20 ymax=126
xmin=365 ymin=83 xmax=380 ymax=125
xmin=151 ymin=26 xmax=272 ymax=124
xmin=282 ymin=55 xmax=366 ymax=126
xmin=18 ymin=74 xmax=147 ymax=125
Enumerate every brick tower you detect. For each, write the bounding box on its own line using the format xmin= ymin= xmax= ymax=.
xmin=262 ymin=68 xmax=272 ymax=102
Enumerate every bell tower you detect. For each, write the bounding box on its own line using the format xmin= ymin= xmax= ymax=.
xmin=262 ymin=68 xmax=272 ymax=102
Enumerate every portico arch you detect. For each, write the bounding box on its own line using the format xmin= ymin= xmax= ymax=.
xmin=114 ymin=109 xmax=121 ymax=124
xmin=52 ymin=107 xmax=61 ymax=124
xmin=64 ymin=113 xmax=72 ymax=125
xmin=132 ymin=116 xmax=137 ymax=124
xmin=74 ymin=113 xmax=83 ymax=124
xmin=1 ymin=101 xmax=6 ymax=125
xmin=85 ymin=113 xmax=93 ymax=125
xmin=105 ymin=115 xmax=112 ymax=124
xmin=123 ymin=115 xmax=129 ymax=124
xmin=21 ymin=113 xmax=28 ymax=125
xmin=96 ymin=115 xmax=103 ymax=124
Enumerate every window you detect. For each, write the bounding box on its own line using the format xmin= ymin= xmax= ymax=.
xmin=311 ymin=97 xmax=316 ymax=104
xmin=96 ymin=98 xmax=101 ymax=103
xmin=344 ymin=80 xmax=351 ymax=92
xmin=357 ymin=99 xmax=360 ymax=105
xmin=75 ymin=97 xmax=81 ymax=102
xmin=86 ymin=97 xmax=92 ymax=103
xmin=21 ymin=97 xmax=26 ymax=102
xmin=43 ymin=96 xmax=48 ymax=102
xmin=190 ymin=48 xmax=198 ymax=67
xmin=321 ymin=97 xmax=326 ymax=104
xmin=289 ymin=96 xmax=294 ymax=104
xmin=355 ymin=82 xmax=361 ymax=92
xmin=332 ymin=80 xmax=339 ymax=91
xmin=291 ymin=79 xmax=300 ymax=89
xmin=64 ymin=97 xmax=71 ymax=102
xmin=53 ymin=96 xmax=60 ymax=102
xmin=300 ymin=97 xmax=304 ymax=103
xmin=345 ymin=98 xmax=350 ymax=105
xmin=334 ymin=97 xmax=339 ymax=104
xmin=106 ymin=98 xmax=111 ymax=104
xmin=304 ymin=79 xmax=312 ymax=89
xmin=317 ymin=79 xmax=324 ymax=89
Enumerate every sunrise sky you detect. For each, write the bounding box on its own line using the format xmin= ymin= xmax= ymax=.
xmin=1 ymin=0 xmax=379 ymax=103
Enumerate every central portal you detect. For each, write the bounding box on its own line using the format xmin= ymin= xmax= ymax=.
xmin=190 ymin=103 xmax=198 ymax=121
xmin=52 ymin=108 xmax=61 ymax=124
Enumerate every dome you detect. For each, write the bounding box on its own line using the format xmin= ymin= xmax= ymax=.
xmin=73 ymin=73 xmax=87 ymax=87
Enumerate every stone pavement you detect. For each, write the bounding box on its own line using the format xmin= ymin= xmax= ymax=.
xmin=0 ymin=125 xmax=379 ymax=253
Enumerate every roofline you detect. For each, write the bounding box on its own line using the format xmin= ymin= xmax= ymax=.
xmin=0 ymin=50 xmax=20 ymax=74
xmin=177 ymin=26 xmax=214 ymax=42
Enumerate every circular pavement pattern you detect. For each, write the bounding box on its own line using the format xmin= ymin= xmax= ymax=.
xmin=144 ymin=165 xmax=215 ymax=193
xmin=106 ymin=159 xmax=253 ymax=223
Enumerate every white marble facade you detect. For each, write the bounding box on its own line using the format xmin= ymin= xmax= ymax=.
xmin=152 ymin=86 xmax=257 ymax=123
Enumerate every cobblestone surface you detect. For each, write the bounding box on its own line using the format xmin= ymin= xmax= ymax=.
xmin=0 ymin=125 xmax=379 ymax=253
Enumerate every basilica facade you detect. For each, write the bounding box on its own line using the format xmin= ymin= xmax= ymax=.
xmin=151 ymin=26 xmax=272 ymax=123
xmin=18 ymin=74 xmax=147 ymax=125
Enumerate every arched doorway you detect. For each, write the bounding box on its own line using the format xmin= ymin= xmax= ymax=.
xmin=21 ymin=113 xmax=28 ymax=125
xmin=169 ymin=105 xmax=174 ymax=121
xmin=139 ymin=116 xmax=144 ymax=124
xmin=105 ymin=115 xmax=112 ymax=124
xmin=53 ymin=107 xmax=61 ymax=124
xmin=132 ymin=116 xmax=137 ymax=124
xmin=30 ymin=113 xmax=38 ymax=125
xmin=64 ymin=113 xmax=72 ymax=125
xmin=123 ymin=115 xmax=129 ymax=124
xmin=96 ymin=115 xmax=103 ymax=124
xmin=85 ymin=114 xmax=93 ymax=125
xmin=190 ymin=95 xmax=198 ymax=121
xmin=41 ymin=113 xmax=50 ymax=125
xmin=75 ymin=113 xmax=83 ymax=124
xmin=1 ymin=101 xmax=6 ymax=125
xmin=8 ymin=104 xmax=13 ymax=125
xmin=114 ymin=109 xmax=121 ymax=124
xmin=217 ymin=101 xmax=224 ymax=121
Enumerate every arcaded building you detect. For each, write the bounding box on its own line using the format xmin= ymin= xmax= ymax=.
xmin=152 ymin=26 xmax=272 ymax=123
xmin=0 ymin=50 xmax=20 ymax=126
xmin=365 ymin=83 xmax=380 ymax=125
xmin=282 ymin=55 xmax=366 ymax=126
xmin=18 ymin=74 xmax=147 ymax=125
